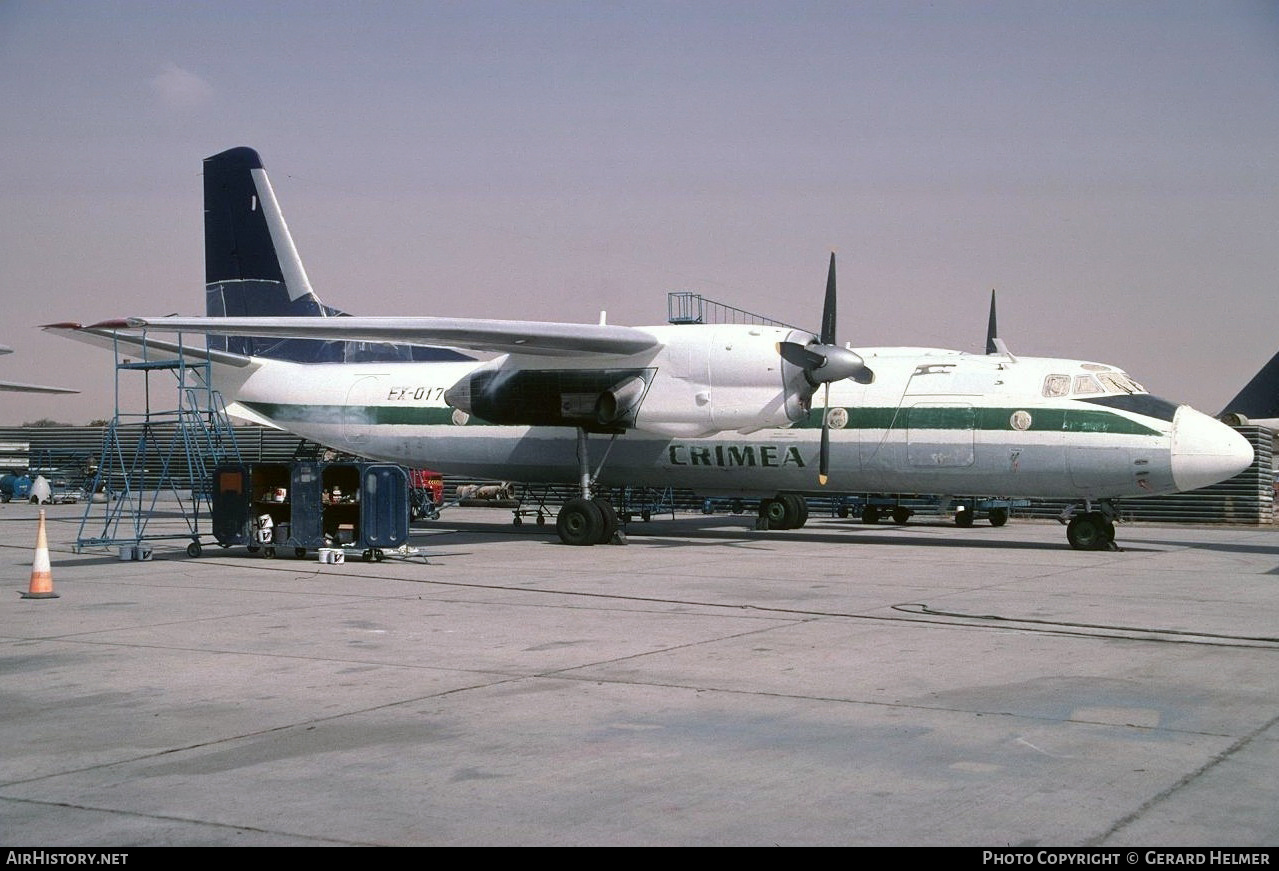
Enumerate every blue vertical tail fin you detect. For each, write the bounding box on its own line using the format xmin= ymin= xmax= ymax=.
xmin=203 ymin=147 xmax=468 ymax=363
xmin=1219 ymin=351 xmax=1279 ymax=425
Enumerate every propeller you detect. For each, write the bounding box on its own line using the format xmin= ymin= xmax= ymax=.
xmin=985 ymin=288 xmax=998 ymax=355
xmin=776 ymin=252 xmax=873 ymax=485
xmin=983 ymin=288 xmax=1016 ymax=360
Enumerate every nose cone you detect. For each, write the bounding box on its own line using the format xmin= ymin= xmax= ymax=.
xmin=1171 ymin=406 xmax=1254 ymax=492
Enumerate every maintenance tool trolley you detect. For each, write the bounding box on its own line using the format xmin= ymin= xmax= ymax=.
xmin=212 ymin=461 xmax=409 ymax=561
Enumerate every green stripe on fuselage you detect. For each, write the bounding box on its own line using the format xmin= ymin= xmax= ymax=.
xmin=803 ymin=405 xmax=1162 ymax=436
xmin=241 ymin=401 xmax=1162 ymax=437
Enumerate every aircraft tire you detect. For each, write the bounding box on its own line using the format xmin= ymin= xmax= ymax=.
xmin=592 ymin=498 xmax=620 ymax=544
xmin=557 ymin=498 xmax=604 ymax=546
xmin=792 ymin=496 xmax=809 ymax=529
xmin=759 ymin=498 xmax=788 ymax=530
xmin=988 ymin=507 xmax=1009 ymax=527
xmin=1067 ymin=513 xmax=1108 ymax=550
xmin=776 ymin=494 xmax=807 ymax=529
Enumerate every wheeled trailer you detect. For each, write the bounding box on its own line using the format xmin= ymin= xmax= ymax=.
xmin=211 ymin=461 xmax=409 ymax=560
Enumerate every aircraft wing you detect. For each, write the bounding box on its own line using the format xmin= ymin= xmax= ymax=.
xmin=42 ymin=323 xmax=257 ymax=369
xmin=93 ymin=316 xmax=663 ymax=359
xmin=0 ymin=380 xmax=79 ymax=394
xmin=0 ymin=340 xmax=78 ymax=392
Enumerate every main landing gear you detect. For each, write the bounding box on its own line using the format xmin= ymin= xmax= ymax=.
xmin=556 ymin=428 xmax=626 ymax=547
xmin=1061 ymin=501 xmax=1119 ymax=551
xmin=556 ymin=497 xmax=621 ymax=546
xmin=755 ymin=494 xmax=809 ymax=530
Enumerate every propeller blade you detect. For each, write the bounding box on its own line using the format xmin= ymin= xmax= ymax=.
xmin=985 ymin=288 xmax=998 ymax=355
xmin=821 ymin=252 xmax=837 ymax=346
xmin=819 ymin=383 xmax=831 ymax=485
xmin=778 ymin=341 xmax=825 ymax=370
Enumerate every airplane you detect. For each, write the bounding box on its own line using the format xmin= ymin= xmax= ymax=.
xmin=1218 ymin=351 xmax=1279 ymax=431
xmin=0 ymin=344 xmax=78 ymax=393
xmin=45 ymin=146 xmax=1254 ymax=551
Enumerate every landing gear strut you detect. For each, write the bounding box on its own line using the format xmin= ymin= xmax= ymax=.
xmin=556 ymin=428 xmax=624 ymax=546
xmin=1062 ymin=501 xmax=1119 ymax=551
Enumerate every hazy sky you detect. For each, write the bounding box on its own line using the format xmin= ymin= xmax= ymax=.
xmin=2 ymin=1 xmax=1277 ymax=424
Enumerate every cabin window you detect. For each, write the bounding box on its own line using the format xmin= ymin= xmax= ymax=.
xmin=1043 ymin=375 xmax=1070 ymax=397
xmin=1073 ymin=374 xmax=1103 ymax=395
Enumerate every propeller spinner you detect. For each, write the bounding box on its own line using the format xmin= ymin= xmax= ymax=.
xmin=776 ymin=253 xmax=873 ymax=484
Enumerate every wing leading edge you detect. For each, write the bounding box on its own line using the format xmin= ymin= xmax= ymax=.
xmin=41 ymin=323 xmax=256 ymax=369
xmin=94 ymin=316 xmax=663 ymax=359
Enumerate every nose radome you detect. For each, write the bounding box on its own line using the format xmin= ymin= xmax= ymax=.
xmin=1171 ymin=406 xmax=1255 ymax=492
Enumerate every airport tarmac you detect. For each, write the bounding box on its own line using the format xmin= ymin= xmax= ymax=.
xmin=2 ymin=501 xmax=1277 ymax=847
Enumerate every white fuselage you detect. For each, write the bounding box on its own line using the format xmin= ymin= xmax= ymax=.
xmin=212 ymin=324 xmax=1251 ymax=501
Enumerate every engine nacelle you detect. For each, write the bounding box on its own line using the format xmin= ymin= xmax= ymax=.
xmin=443 ymin=364 xmax=656 ymax=432
xmin=632 ymin=325 xmax=816 ymax=437
xmin=441 ymin=324 xmax=821 ymax=438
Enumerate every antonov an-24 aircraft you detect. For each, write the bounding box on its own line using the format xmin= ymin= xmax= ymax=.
xmin=47 ymin=147 xmax=1253 ymax=551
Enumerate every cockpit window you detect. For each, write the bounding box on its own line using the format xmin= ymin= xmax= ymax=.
xmin=1112 ymin=372 xmax=1147 ymax=393
xmin=1073 ymin=374 xmax=1103 ymax=395
xmin=1043 ymin=374 xmax=1070 ymax=397
xmin=1098 ymin=373 xmax=1139 ymax=394
xmin=1078 ymin=394 xmax=1179 ymax=423
xmin=1089 ymin=370 xmax=1130 ymax=391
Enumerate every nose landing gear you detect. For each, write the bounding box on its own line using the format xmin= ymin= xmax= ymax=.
xmin=1062 ymin=502 xmax=1119 ymax=551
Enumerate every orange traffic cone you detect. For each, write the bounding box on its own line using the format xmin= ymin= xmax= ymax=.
xmin=20 ymin=508 xmax=58 ymax=599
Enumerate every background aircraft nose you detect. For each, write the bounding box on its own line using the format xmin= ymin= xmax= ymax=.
xmin=1170 ymin=406 xmax=1254 ymax=492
